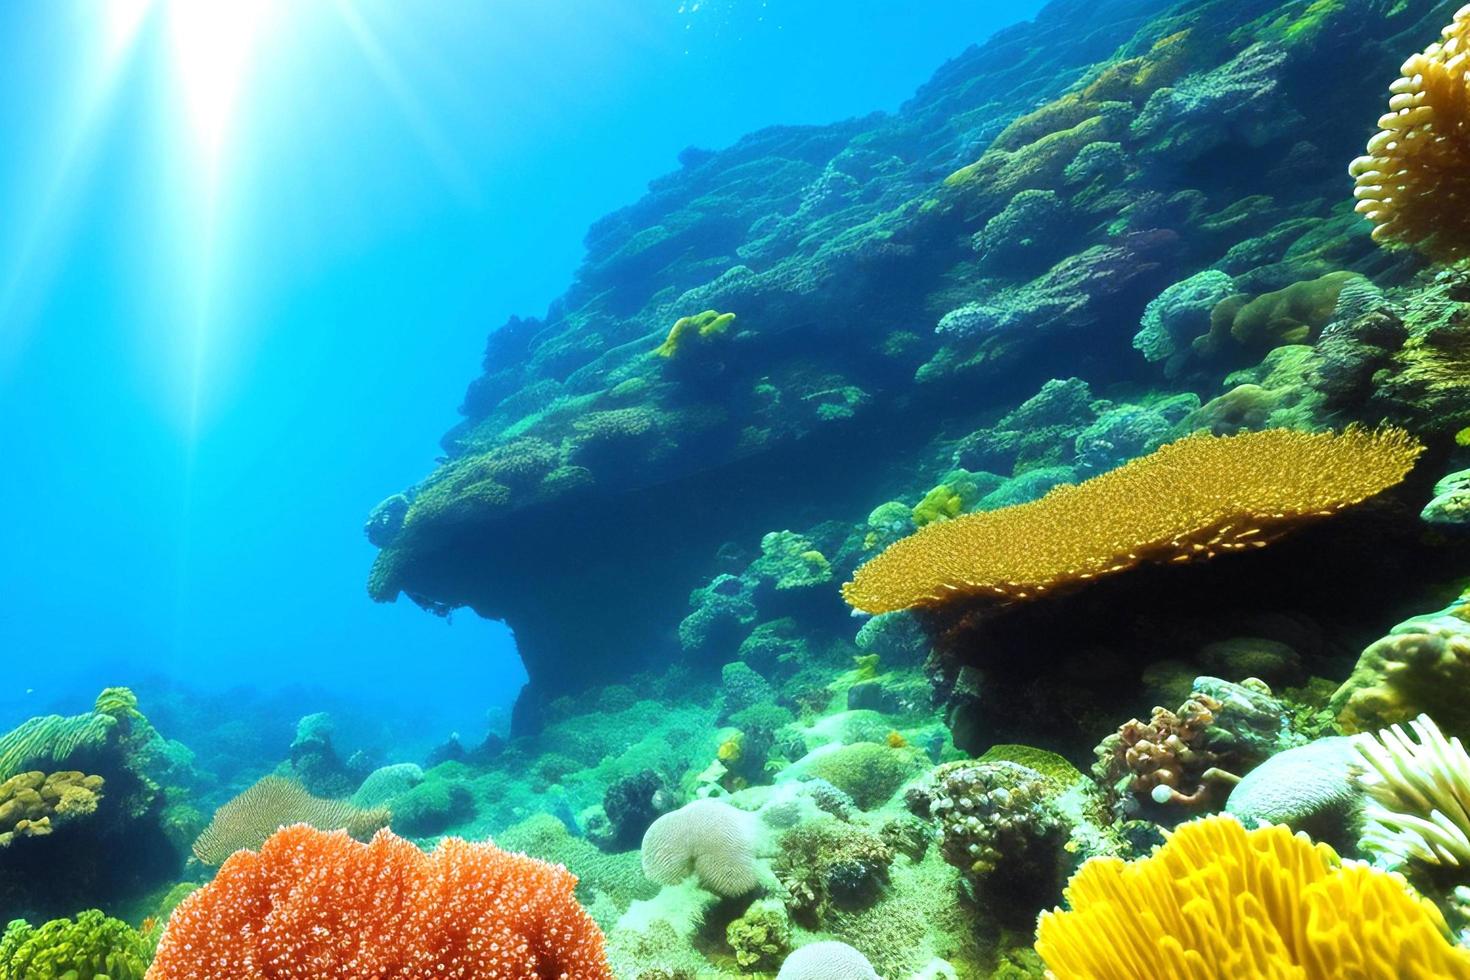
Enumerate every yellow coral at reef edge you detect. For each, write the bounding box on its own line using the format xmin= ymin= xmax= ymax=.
xmin=843 ymin=427 xmax=1423 ymax=615
xmin=1350 ymin=4 xmax=1470 ymax=259
xmin=1036 ymin=815 xmax=1470 ymax=980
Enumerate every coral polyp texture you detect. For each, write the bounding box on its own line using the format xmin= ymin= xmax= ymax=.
xmin=1035 ymin=815 xmax=1470 ymax=979
xmin=1350 ymin=4 xmax=1470 ymax=259
xmin=149 ymin=824 xmax=611 ymax=979
xmin=843 ymin=427 xmax=1423 ymax=615
xmin=190 ymin=775 xmax=390 ymax=865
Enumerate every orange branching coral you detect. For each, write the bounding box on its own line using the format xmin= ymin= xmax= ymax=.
xmin=843 ymin=427 xmax=1423 ymax=615
xmin=1036 ymin=815 xmax=1470 ymax=979
xmin=1350 ymin=5 xmax=1470 ymax=260
xmin=150 ymin=824 xmax=612 ymax=979
xmin=191 ymin=775 xmax=390 ymax=865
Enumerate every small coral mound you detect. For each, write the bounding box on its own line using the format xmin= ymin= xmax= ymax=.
xmin=1331 ymin=598 xmax=1470 ymax=736
xmin=1035 ymin=815 xmax=1470 ymax=979
xmin=640 ymin=798 xmax=760 ymax=897
xmin=0 ymin=771 xmax=104 ymax=847
xmin=150 ymin=824 xmax=611 ymax=979
xmin=843 ymin=427 xmax=1423 ymax=614
xmin=0 ymin=909 xmax=151 ymax=980
xmin=653 ymin=309 xmax=736 ymax=358
xmin=1354 ymin=713 xmax=1470 ymax=873
xmin=775 ymin=941 xmax=880 ymax=980
xmin=191 ymin=775 xmax=390 ymax=865
xmin=1350 ymin=5 xmax=1470 ymax=260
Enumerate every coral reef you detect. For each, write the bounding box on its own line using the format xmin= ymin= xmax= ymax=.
xmin=150 ymin=825 xmax=611 ymax=978
xmin=845 ymin=427 xmax=1423 ymax=614
xmin=1035 ymin=814 xmax=1470 ymax=978
xmin=775 ymin=941 xmax=880 ymax=980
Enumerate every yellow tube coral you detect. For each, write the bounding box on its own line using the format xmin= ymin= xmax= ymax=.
xmin=843 ymin=427 xmax=1423 ymax=615
xmin=1350 ymin=4 xmax=1470 ymax=260
xmin=1036 ymin=815 xmax=1470 ymax=979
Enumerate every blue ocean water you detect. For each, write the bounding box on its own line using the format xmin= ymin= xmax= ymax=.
xmin=0 ymin=0 xmax=1038 ymax=745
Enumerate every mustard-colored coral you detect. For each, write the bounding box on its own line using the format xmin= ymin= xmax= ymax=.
xmin=1036 ymin=815 xmax=1470 ymax=979
xmin=1350 ymin=5 xmax=1470 ymax=260
xmin=843 ymin=427 xmax=1423 ymax=614
xmin=192 ymin=775 xmax=390 ymax=865
xmin=0 ymin=771 xmax=104 ymax=847
xmin=653 ymin=310 xmax=736 ymax=358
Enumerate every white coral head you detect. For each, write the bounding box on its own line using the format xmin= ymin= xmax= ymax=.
xmin=640 ymin=797 xmax=759 ymax=897
xmin=776 ymin=941 xmax=880 ymax=980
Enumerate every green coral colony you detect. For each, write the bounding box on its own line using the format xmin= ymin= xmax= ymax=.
xmin=9 ymin=0 xmax=1470 ymax=978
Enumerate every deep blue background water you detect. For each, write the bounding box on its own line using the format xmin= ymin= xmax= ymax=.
xmin=0 ymin=1 xmax=1042 ymax=750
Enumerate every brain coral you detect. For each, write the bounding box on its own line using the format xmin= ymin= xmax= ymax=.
xmin=150 ymin=824 xmax=611 ymax=979
xmin=1350 ymin=4 xmax=1470 ymax=260
xmin=191 ymin=775 xmax=390 ymax=865
xmin=843 ymin=427 xmax=1423 ymax=614
xmin=640 ymin=798 xmax=760 ymax=897
xmin=1035 ymin=815 xmax=1470 ymax=979
xmin=775 ymin=941 xmax=881 ymax=980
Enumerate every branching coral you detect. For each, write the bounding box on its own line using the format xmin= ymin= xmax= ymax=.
xmin=1035 ymin=815 xmax=1470 ymax=979
xmin=191 ymin=775 xmax=390 ymax=865
xmin=1094 ymin=691 xmax=1230 ymax=814
xmin=0 ymin=910 xmax=151 ymax=980
xmin=1354 ymin=713 xmax=1470 ymax=874
xmin=150 ymin=824 xmax=611 ymax=979
xmin=843 ymin=427 xmax=1423 ymax=614
xmin=1350 ymin=5 xmax=1470 ymax=260
xmin=0 ymin=770 xmax=104 ymax=847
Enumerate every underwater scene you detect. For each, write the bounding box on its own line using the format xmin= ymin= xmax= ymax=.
xmin=4 ymin=0 xmax=1470 ymax=976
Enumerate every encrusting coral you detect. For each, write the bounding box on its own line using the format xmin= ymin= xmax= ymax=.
xmin=1332 ymin=598 xmax=1470 ymax=737
xmin=0 ymin=771 xmax=104 ymax=847
xmin=0 ymin=909 xmax=151 ymax=980
xmin=843 ymin=427 xmax=1424 ymax=614
xmin=1035 ymin=814 xmax=1470 ymax=979
xmin=652 ymin=309 xmax=736 ymax=359
xmin=149 ymin=824 xmax=611 ymax=978
xmin=190 ymin=775 xmax=390 ymax=865
xmin=1350 ymin=5 xmax=1470 ymax=260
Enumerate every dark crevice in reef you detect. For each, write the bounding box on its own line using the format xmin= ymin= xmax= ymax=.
xmin=928 ymin=473 xmax=1468 ymax=763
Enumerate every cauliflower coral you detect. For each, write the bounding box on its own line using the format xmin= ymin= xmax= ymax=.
xmin=147 ymin=824 xmax=610 ymax=979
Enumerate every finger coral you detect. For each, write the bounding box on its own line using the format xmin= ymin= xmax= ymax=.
xmin=1350 ymin=5 xmax=1470 ymax=260
xmin=843 ymin=426 xmax=1423 ymax=614
xmin=191 ymin=775 xmax=390 ymax=865
xmin=149 ymin=824 xmax=611 ymax=979
xmin=1035 ymin=815 xmax=1470 ymax=979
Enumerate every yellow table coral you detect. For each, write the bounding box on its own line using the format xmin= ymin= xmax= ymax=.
xmin=843 ymin=427 xmax=1423 ymax=615
xmin=1036 ymin=814 xmax=1470 ymax=979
